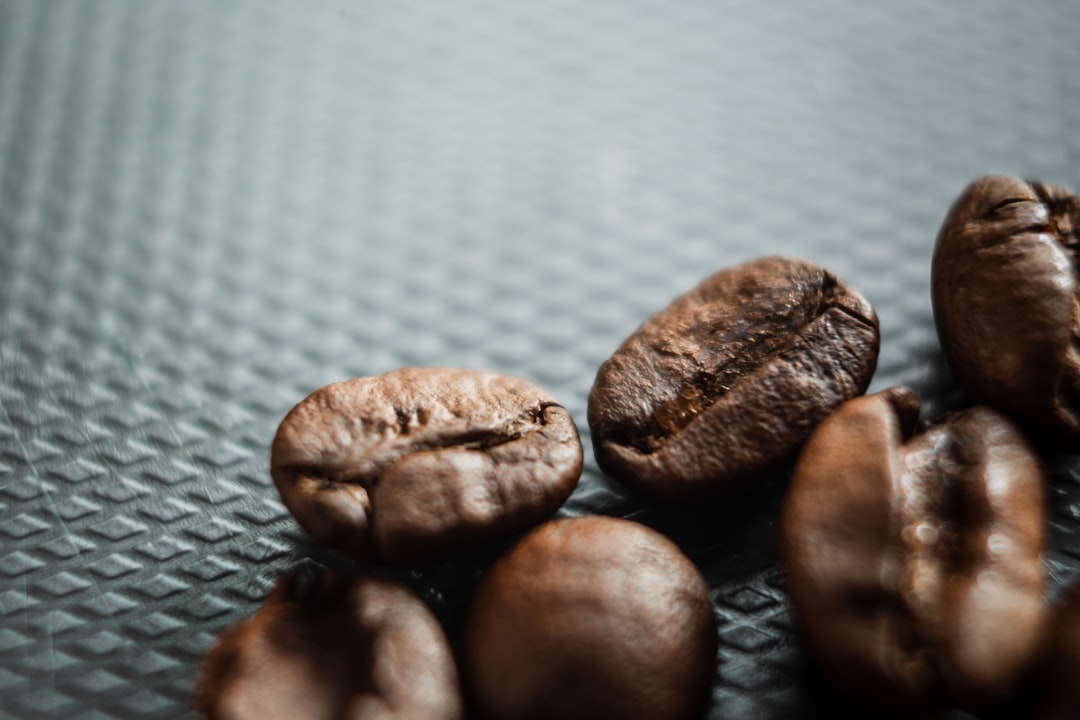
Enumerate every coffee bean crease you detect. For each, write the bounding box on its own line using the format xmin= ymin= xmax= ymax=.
xmin=783 ymin=388 xmax=1047 ymax=712
xmin=589 ymin=256 xmax=879 ymax=500
xmin=272 ymin=368 xmax=582 ymax=565
xmin=933 ymin=175 xmax=1080 ymax=446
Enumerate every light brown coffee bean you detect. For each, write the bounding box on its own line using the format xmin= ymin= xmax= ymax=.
xmin=933 ymin=175 xmax=1080 ymax=447
xmin=588 ymin=256 xmax=879 ymax=501
xmin=464 ymin=516 xmax=717 ymax=720
xmin=196 ymin=569 xmax=464 ymax=720
xmin=782 ymin=387 xmax=1048 ymax=712
xmin=271 ymin=368 xmax=582 ymax=566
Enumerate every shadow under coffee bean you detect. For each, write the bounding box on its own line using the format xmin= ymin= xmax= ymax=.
xmin=588 ymin=255 xmax=880 ymax=502
xmin=1030 ymin=580 xmax=1080 ymax=720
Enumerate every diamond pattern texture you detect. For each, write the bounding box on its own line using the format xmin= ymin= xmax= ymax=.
xmin=1 ymin=1 xmax=1080 ymax=718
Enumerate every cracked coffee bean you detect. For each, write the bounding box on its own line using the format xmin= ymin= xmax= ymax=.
xmin=197 ymin=568 xmax=464 ymax=720
xmin=588 ymin=255 xmax=879 ymax=501
xmin=783 ymin=387 xmax=1047 ymax=712
xmin=933 ymin=175 xmax=1080 ymax=447
xmin=271 ymin=368 xmax=582 ymax=566
xmin=1030 ymin=581 xmax=1080 ymax=720
xmin=464 ymin=516 xmax=717 ymax=720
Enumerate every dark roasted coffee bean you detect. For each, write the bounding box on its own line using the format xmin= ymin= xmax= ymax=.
xmin=271 ymin=368 xmax=582 ymax=566
xmin=783 ymin=387 xmax=1047 ymax=712
xmin=464 ymin=516 xmax=717 ymax=720
xmin=1030 ymin=581 xmax=1080 ymax=720
xmin=588 ymin=255 xmax=879 ymax=501
xmin=933 ymin=175 xmax=1080 ymax=447
xmin=196 ymin=569 xmax=464 ymax=720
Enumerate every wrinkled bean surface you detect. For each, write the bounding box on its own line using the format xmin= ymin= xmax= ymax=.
xmin=933 ymin=175 xmax=1080 ymax=447
xmin=465 ymin=516 xmax=717 ymax=720
xmin=197 ymin=570 xmax=464 ymax=720
xmin=588 ymin=255 xmax=879 ymax=501
xmin=271 ymin=368 xmax=582 ymax=565
xmin=783 ymin=387 xmax=1047 ymax=712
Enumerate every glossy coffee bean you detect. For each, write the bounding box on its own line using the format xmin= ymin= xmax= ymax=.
xmin=464 ymin=516 xmax=717 ymax=720
xmin=271 ymin=368 xmax=582 ymax=566
xmin=933 ymin=175 xmax=1080 ymax=447
xmin=783 ymin=387 xmax=1047 ymax=712
xmin=197 ymin=569 xmax=464 ymax=720
xmin=588 ymin=255 xmax=879 ymax=501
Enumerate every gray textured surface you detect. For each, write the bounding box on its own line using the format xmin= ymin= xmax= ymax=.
xmin=2 ymin=1 xmax=1080 ymax=718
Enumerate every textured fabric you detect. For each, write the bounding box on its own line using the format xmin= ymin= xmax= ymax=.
xmin=1 ymin=2 xmax=1079 ymax=717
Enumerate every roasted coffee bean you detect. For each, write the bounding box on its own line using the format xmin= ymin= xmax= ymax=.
xmin=933 ymin=175 xmax=1080 ymax=447
xmin=271 ymin=368 xmax=582 ymax=566
xmin=1029 ymin=581 xmax=1080 ymax=720
xmin=588 ymin=255 xmax=879 ymax=501
xmin=464 ymin=516 xmax=717 ymax=720
xmin=782 ymin=387 xmax=1047 ymax=712
xmin=197 ymin=569 xmax=464 ymax=720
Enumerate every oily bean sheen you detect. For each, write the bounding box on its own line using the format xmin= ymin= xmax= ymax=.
xmin=1030 ymin=581 xmax=1080 ymax=720
xmin=588 ymin=255 xmax=879 ymax=501
xmin=932 ymin=175 xmax=1080 ymax=447
xmin=271 ymin=368 xmax=582 ymax=566
xmin=196 ymin=569 xmax=464 ymax=720
xmin=783 ymin=387 xmax=1047 ymax=713
xmin=464 ymin=516 xmax=717 ymax=720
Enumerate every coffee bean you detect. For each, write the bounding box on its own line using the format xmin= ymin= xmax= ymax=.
xmin=1030 ymin=581 xmax=1080 ymax=720
xmin=196 ymin=569 xmax=464 ymax=720
xmin=588 ymin=256 xmax=879 ymax=501
xmin=464 ymin=516 xmax=717 ymax=720
xmin=782 ymin=387 xmax=1047 ymax=712
xmin=932 ymin=175 xmax=1080 ymax=447
xmin=271 ymin=368 xmax=582 ymax=566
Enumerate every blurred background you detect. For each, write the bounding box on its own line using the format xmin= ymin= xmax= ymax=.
xmin=1 ymin=1 xmax=1079 ymax=717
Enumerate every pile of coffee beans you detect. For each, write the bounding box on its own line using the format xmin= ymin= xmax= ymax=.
xmin=197 ymin=175 xmax=1080 ymax=719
